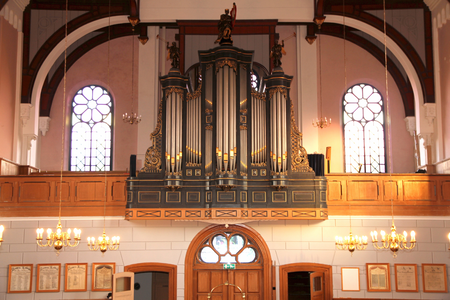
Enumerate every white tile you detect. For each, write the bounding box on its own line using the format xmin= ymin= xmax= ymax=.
xmin=146 ymin=242 xmax=172 ymax=250
xmin=133 ymin=226 xmax=185 ymax=242
xmin=362 ymin=219 xmax=391 ymax=227
xmin=417 ymin=220 xmax=444 ymax=228
xmin=285 ymin=241 xmax=309 ymax=249
xmin=248 ymin=224 xmax=273 ymax=242
xmin=333 ymin=249 xmax=378 ymax=265
xmin=418 ymin=242 xmax=446 ymax=251
xmin=121 ymin=250 xmax=182 ymax=265
xmin=300 ymin=225 xmax=322 ymax=241
xmin=77 ymin=250 xmax=123 ymax=264
xmin=22 ymin=251 xmax=78 ymax=264
xmin=11 ymin=221 xmax=39 ymax=228
xmin=1 ymin=229 xmax=24 ymax=243
xmin=309 ymin=241 xmax=335 ymax=250
xmin=431 ymin=251 xmax=450 ymax=263
xmin=335 ymin=218 xmax=363 ymax=227
xmin=431 ymin=227 xmax=450 ymax=243
xmin=184 ymin=227 xmax=204 ymax=241
xmin=9 ymin=244 xmax=37 ymax=252
xmin=265 ymin=241 xmax=285 ymax=249
xmin=116 ymin=242 xmax=146 ymax=250
xmin=171 ymin=220 xmax=202 ymax=227
xmin=171 ymin=241 xmax=190 ymax=249
xmin=65 ymin=220 xmax=92 ymax=228
xmin=118 ymin=220 xmax=147 ymax=227
xmin=0 ymin=253 xmax=22 ymax=267
xmin=34 ymin=292 xmax=64 ymax=299
xmin=309 ymin=219 xmax=336 ymax=227
xmin=391 ymin=292 xmax=421 ymax=299
xmin=92 ymin=219 xmax=119 ymax=227
xmin=273 ymin=225 xmax=301 ymax=242
xmin=146 ymin=220 xmax=173 ymax=227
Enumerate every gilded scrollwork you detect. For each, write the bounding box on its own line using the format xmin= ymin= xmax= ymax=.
xmin=141 ymin=100 xmax=163 ymax=173
xmin=290 ymin=100 xmax=313 ymax=173
xmin=164 ymin=87 xmax=185 ymax=99
xmin=216 ymin=59 xmax=237 ymax=73
xmin=267 ymin=87 xmax=288 ymax=101
xmin=187 ymin=82 xmax=202 ymax=101
xmin=251 ymin=90 xmax=266 ymax=102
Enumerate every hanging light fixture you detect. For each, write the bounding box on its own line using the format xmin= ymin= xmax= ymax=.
xmin=36 ymin=0 xmax=81 ymax=254
xmin=0 ymin=224 xmax=4 ymax=245
xmin=312 ymin=29 xmax=331 ymax=129
xmin=370 ymin=0 xmax=416 ymax=258
xmin=87 ymin=0 xmax=120 ymax=253
xmin=122 ymin=21 xmax=141 ymax=124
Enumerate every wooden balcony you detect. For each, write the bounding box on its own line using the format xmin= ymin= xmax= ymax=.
xmin=0 ymin=172 xmax=450 ymax=218
xmin=327 ymin=173 xmax=450 ymax=216
xmin=0 ymin=172 xmax=128 ymax=217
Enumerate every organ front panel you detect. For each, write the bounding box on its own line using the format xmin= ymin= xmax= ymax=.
xmin=126 ymin=44 xmax=327 ymax=221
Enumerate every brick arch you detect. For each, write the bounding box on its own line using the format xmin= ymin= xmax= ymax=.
xmin=185 ymin=224 xmax=273 ymax=300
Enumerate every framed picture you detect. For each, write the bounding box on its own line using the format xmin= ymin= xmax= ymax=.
xmin=366 ymin=263 xmax=391 ymax=292
xmin=394 ymin=264 xmax=418 ymax=292
xmin=36 ymin=263 xmax=61 ymax=293
xmin=92 ymin=263 xmax=116 ymax=291
xmin=422 ymin=264 xmax=448 ymax=293
xmin=341 ymin=267 xmax=360 ymax=291
xmin=65 ymin=263 xmax=88 ymax=292
xmin=8 ymin=264 xmax=33 ymax=293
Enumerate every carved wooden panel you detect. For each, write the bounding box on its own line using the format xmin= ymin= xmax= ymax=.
xmin=111 ymin=181 xmax=126 ymax=202
xmin=0 ymin=182 xmax=14 ymax=202
xmin=76 ymin=181 xmax=104 ymax=201
xmin=441 ymin=180 xmax=450 ymax=201
xmin=19 ymin=182 xmax=51 ymax=202
xmin=327 ymin=180 xmax=343 ymax=201
xmin=55 ymin=182 xmax=70 ymax=202
xmin=403 ymin=180 xmax=436 ymax=201
xmin=348 ymin=180 xmax=379 ymax=201
xmin=383 ymin=180 xmax=399 ymax=201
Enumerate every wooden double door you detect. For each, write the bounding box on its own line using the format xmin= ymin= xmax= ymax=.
xmin=194 ymin=268 xmax=262 ymax=300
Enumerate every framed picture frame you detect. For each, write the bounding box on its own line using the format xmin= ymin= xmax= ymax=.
xmin=8 ymin=264 xmax=33 ymax=293
xmin=341 ymin=267 xmax=360 ymax=291
xmin=36 ymin=263 xmax=61 ymax=293
xmin=366 ymin=263 xmax=391 ymax=292
xmin=422 ymin=264 xmax=448 ymax=293
xmin=65 ymin=263 xmax=88 ymax=292
xmin=92 ymin=262 xmax=116 ymax=291
xmin=394 ymin=264 xmax=418 ymax=292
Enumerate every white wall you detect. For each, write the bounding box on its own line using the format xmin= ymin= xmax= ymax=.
xmin=0 ymin=217 xmax=449 ymax=299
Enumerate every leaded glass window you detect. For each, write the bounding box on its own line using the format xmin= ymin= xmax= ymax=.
xmin=343 ymin=83 xmax=386 ymax=173
xmin=70 ymin=85 xmax=113 ymax=171
xmin=199 ymin=231 xmax=258 ymax=264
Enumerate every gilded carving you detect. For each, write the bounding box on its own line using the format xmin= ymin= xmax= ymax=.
xmin=267 ymin=87 xmax=288 ymax=101
xmin=251 ymin=90 xmax=266 ymax=102
xmin=216 ymin=59 xmax=237 ymax=73
xmin=187 ymin=81 xmax=202 ymax=101
xmin=164 ymin=87 xmax=185 ymax=99
xmin=140 ymin=101 xmax=163 ymax=173
xmin=290 ymin=101 xmax=313 ymax=173
xmin=205 ymin=125 xmax=213 ymax=130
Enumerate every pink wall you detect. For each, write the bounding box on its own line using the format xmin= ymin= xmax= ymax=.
xmin=0 ymin=17 xmax=18 ymax=160
xmin=439 ymin=21 xmax=450 ymax=159
xmin=318 ymin=35 xmax=415 ymax=173
xmin=40 ymin=36 xmax=138 ymax=171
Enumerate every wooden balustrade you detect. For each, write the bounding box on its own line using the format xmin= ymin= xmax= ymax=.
xmin=0 ymin=172 xmax=129 ymax=217
xmin=1 ymin=172 xmax=450 ymax=217
xmin=327 ymin=173 xmax=450 ymax=216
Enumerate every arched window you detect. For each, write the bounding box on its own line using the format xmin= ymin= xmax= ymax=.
xmin=70 ymin=85 xmax=113 ymax=171
xmin=343 ymin=83 xmax=386 ymax=173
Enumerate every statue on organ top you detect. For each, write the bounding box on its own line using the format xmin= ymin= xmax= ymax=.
xmin=215 ymin=3 xmax=237 ymax=45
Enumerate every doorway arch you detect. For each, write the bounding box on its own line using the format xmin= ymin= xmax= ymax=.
xmin=280 ymin=263 xmax=333 ymax=300
xmin=124 ymin=262 xmax=177 ymax=300
xmin=185 ymin=224 xmax=272 ymax=300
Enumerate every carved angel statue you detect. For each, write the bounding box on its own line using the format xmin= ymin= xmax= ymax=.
xmin=270 ymin=40 xmax=286 ymax=68
xmin=167 ymin=41 xmax=180 ymax=69
xmin=215 ymin=3 xmax=237 ymax=45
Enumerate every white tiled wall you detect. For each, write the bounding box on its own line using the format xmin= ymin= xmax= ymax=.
xmin=0 ymin=216 xmax=449 ymax=299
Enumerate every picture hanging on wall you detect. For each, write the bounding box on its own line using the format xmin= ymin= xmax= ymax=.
xmin=8 ymin=264 xmax=33 ymax=293
xmin=341 ymin=267 xmax=360 ymax=291
xmin=65 ymin=263 xmax=88 ymax=292
xmin=422 ymin=264 xmax=448 ymax=293
xmin=92 ymin=262 xmax=116 ymax=291
xmin=366 ymin=263 xmax=390 ymax=292
xmin=36 ymin=263 xmax=61 ymax=292
xmin=394 ymin=264 xmax=418 ymax=292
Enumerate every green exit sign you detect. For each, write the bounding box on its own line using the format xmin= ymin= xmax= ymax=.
xmin=223 ymin=263 xmax=236 ymax=269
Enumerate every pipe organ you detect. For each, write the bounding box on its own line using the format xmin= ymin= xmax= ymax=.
xmin=127 ymin=45 xmax=327 ymax=221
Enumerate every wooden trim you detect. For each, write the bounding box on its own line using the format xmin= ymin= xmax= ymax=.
xmin=124 ymin=263 xmax=176 ymax=300
xmin=184 ymin=224 xmax=272 ymax=300
xmin=279 ymin=263 xmax=333 ymax=300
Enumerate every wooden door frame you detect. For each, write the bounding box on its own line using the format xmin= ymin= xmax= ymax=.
xmin=185 ymin=224 xmax=273 ymax=300
xmin=280 ymin=263 xmax=333 ymax=300
xmin=124 ymin=262 xmax=177 ymax=300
